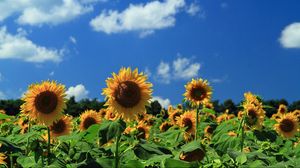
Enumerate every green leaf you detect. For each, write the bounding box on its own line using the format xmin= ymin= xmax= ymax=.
xmin=236 ymin=153 xmax=247 ymax=165
xmin=122 ymin=160 xmax=144 ymax=168
xmin=106 ymin=119 xmax=126 ymax=141
xmin=202 ymin=108 xmax=215 ymax=114
xmin=0 ymin=113 xmax=12 ymax=120
xmin=162 ymin=158 xmax=198 ymax=168
xmin=17 ymin=156 xmax=38 ymax=168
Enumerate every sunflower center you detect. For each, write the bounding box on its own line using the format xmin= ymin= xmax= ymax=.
xmin=35 ymin=91 xmax=58 ymax=114
xmin=183 ymin=118 xmax=193 ymax=131
xmin=50 ymin=119 xmax=66 ymax=134
xmin=114 ymin=81 xmax=141 ymax=108
xmin=279 ymin=108 xmax=285 ymax=114
xmin=191 ymin=87 xmax=206 ymax=101
xmin=279 ymin=119 xmax=294 ymax=133
xmin=206 ymin=126 xmax=214 ymax=134
xmin=161 ymin=123 xmax=172 ymax=132
xmin=137 ymin=127 xmax=146 ymax=139
xmin=172 ymin=112 xmax=181 ymax=122
xmin=83 ymin=117 xmax=97 ymax=129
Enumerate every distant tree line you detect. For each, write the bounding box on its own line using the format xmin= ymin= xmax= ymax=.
xmin=0 ymin=96 xmax=300 ymax=118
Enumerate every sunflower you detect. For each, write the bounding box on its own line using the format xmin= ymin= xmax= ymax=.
xmin=184 ymin=79 xmax=212 ymax=107
xmin=21 ymin=81 xmax=67 ymax=126
xmin=105 ymin=110 xmax=119 ymax=121
xmin=159 ymin=121 xmax=173 ymax=132
xmin=169 ymin=109 xmax=183 ymax=124
xmin=204 ymin=125 xmax=214 ymax=138
xmin=139 ymin=114 xmax=156 ymax=126
xmin=227 ymin=131 xmax=237 ymax=137
xmin=216 ymin=114 xmax=228 ymax=123
xmin=274 ymin=113 xmax=298 ymax=138
xmin=0 ymin=153 xmax=6 ymax=165
xmin=136 ymin=122 xmax=150 ymax=140
xmin=99 ymin=109 xmax=107 ymax=119
xmin=277 ymin=104 xmax=287 ymax=115
xmin=0 ymin=109 xmax=5 ymax=114
xmin=179 ymin=148 xmax=205 ymax=162
xmin=203 ymin=101 xmax=214 ymax=109
xmin=293 ymin=110 xmax=300 ymax=122
xmin=244 ymin=104 xmax=265 ymax=130
xmin=49 ymin=116 xmax=73 ymax=138
xmin=17 ymin=117 xmax=29 ymax=134
xmin=177 ymin=111 xmax=196 ymax=135
xmin=243 ymin=92 xmax=262 ymax=108
xmin=80 ymin=110 xmax=101 ymax=131
xmin=102 ymin=67 xmax=152 ymax=121
xmin=271 ymin=113 xmax=282 ymax=121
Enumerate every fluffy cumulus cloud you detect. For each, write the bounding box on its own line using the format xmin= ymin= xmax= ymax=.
xmin=154 ymin=57 xmax=201 ymax=84
xmin=152 ymin=96 xmax=171 ymax=108
xmin=90 ymin=0 xmax=185 ymax=36
xmin=0 ymin=0 xmax=99 ymax=26
xmin=0 ymin=91 xmax=6 ymax=100
xmin=279 ymin=22 xmax=300 ymax=48
xmin=186 ymin=2 xmax=200 ymax=16
xmin=0 ymin=27 xmax=63 ymax=63
xmin=66 ymin=84 xmax=89 ymax=101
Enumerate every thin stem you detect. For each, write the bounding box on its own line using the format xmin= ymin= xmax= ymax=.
xmin=239 ymin=117 xmax=245 ymax=152
xmin=195 ymin=107 xmax=199 ymax=140
xmin=10 ymin=152 xmax=13 ymax=168
xmin=114 ymin=135 xmax=121 ymax=168
xmin=47 ymin=127 xmax=51 ymax=165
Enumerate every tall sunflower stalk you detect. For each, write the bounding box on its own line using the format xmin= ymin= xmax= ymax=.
xmin=184 ymin=78 xmax=212 ymax=140
xmin=102 ymin=67 xmax=153 ymax=168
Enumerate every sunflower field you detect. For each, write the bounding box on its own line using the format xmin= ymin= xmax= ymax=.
xmin=0 ymin=67 xmax=299 ymax=168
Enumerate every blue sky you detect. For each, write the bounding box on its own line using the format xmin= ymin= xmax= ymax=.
xmin=0 ymin=0 xmax=300 ymax=107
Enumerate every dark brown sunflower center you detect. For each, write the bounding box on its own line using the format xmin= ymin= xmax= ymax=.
xmin=114 ymin=81 xmax=141 ymax=108
xmin=137 ymin=127 xmax=146 ymax=139
xmin=180 ymin=148 xmax=205 ymax=162
xmin=35 ymin=91 xmax=58 ymax=114
xmin=172 ymin=112 xmax=181 ymax=121
xmin=100 ymin=111 xmax=106 ymax=118
xmin=191 ymin=87 xmax=207 ymax=101
xmin=279 ymin=119 xmax=294 ymax=133
xmin=161 ymin=123 xmax=172 ymax=132
xmin=248 ymin=109 xmax=257 ymax=119
xmin=183 ymin=118 xmax=193 ymax=131
xmin=279 ymin=108 xmax=285 ymax=114
xmin=206 ymin=126 xmax=214 ymax=134
xmin=50 ymin=119 xmax=66 ymax=134
xmin=83 ymin=117 xmax=97 ymax=129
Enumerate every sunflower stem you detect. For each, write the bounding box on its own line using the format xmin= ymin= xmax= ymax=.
xmin=195 ymin=107 xmax=200 ymax=140
xmin=239 ymin=117 xmax=245 ymax=152
xmin=114 ymin=134 xmax=121 ymax=168
xmin=47 ymin=127 xmax=51 ymax=165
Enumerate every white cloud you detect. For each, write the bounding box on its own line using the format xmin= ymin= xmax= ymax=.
xmin=186 ymin=2 xmax=200 ymax=16
xmin=152 ymin=96 xmax=171 ymax=108
xmin=49 ymin=71 xmax=55 ymax=76
xmin=69 ymin=36 xmax=77 ymax=44
xmin=173 ymin=57 xmax=200 ymax=80
xmin=279 ymin=22 xmax=300 ymax=48
xmin=210 ymin=75 xmax=228 ymax=84
xmin=144 ymin=67 xmax=152 ymax=78
xmin=66 ymin=84 xmax=89 ymax=101
xmin=220 ymin=2 xmax=228 ymax=9
xmin=0 ymin=27 xmax=63 ymax=63
xmin=90 ymin=0 xmax=185 ymax=36
xmin=0 ymin=0 xmax=97 ymax=26
xmin=157 ymin=61 xmax=171 ymax=83
xmin=155 ymin=56 xmax=201 ymax=84
xmin=0 ymin=91 xmax=6 ymax=100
